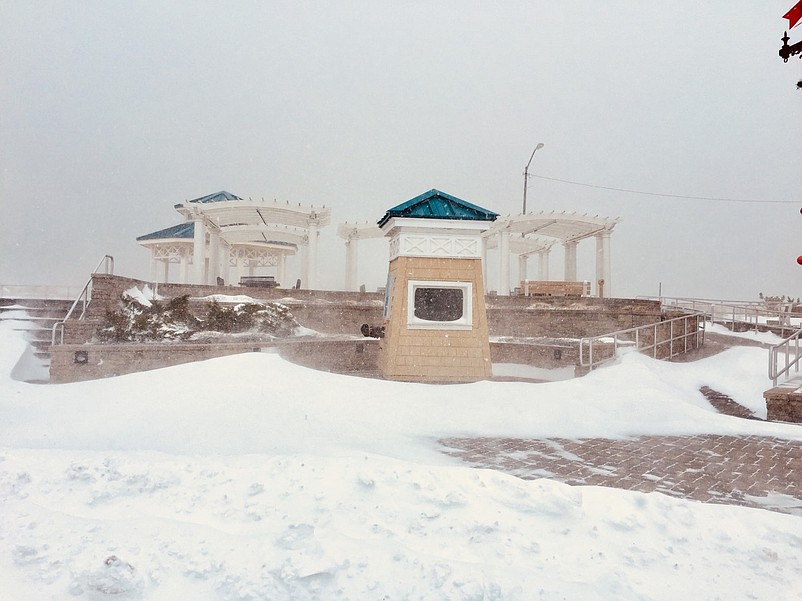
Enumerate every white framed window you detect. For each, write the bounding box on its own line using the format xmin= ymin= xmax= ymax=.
xmin=407 ymin=280 xmax=473 ymax=330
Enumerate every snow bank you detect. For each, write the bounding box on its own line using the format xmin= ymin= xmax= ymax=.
xmin=2 ymin=323 xmax=801 ymax=599
xmin=2 ymin=449 xmax=801 ymax=601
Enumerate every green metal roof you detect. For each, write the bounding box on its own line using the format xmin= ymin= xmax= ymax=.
xmin=136 ymin=222 xmax=195 ymax=241
xmin=136 ymin=222 xmax=297 ymax=249
xmin=377 ymin=189 xmax=498 ymax=227
xmin=188 ymin=190 xmax=243 ymax=204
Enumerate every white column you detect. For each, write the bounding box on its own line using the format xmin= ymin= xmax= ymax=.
xmin=306 ymin=221 xmax=319 ymax=289
xmin=595 ymin=231 xmax=611 ymax=297
xmin=498 ymin=230 xmax=511 ymax=295
xmin=163 ymin=260 xmax=170 ymax=284
xmin=564 ymin=240 xmax=577 ymax=281
xmin=192 ymin=216 xmax=207 ymax=284
xmin=149 ymin=253 xmax=158 ymax=283
xmin=538 ymin=249 xmax=550 ymax=280
xmin=299 ymin=243 xmax=308 ymax=289
xmin=234 ymin=251 xmax=244 ymax=286
xmin=208 ymin=229 xmax=221 ymax=283
xmin=345 ymin=237 xmax=358 ymax=291
xmin=517 ymin=255 xmax=528 ymax=289
xmin=221 ymin=243 xmax=231 ymax=286
xmin=179 ymin=252 xmax=189 ymax=284
xmin=277 ymin=252 xmax=287 ymax=288
xmin=481 ymin=236 xmax=488 ymax=289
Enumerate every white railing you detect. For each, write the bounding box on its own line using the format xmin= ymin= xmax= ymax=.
xmin=579 ymin=312 xmax=705 ymax=371
xmin=51 ymin=255 xmax=114 ymax=345
xmin=641 ymin=295 xmax=801 ymax=330
xmin=0 ymin=284 xmax=83 ymax=300
xmin=768 ymin=328 xmax=802 ymax=386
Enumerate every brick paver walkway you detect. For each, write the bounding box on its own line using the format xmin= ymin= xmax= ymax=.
xmin=441 ymin=435 xmax=802 ymax=516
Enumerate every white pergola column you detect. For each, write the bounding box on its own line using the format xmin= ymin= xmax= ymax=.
xmin=208 ymin=229 xmax=221 ymax=283
xmin=481 ymin=237 xmax=488 ymax=289
xmin=192 ymin=215 xmax=207 ymax=285
xmin=344 ymin=237 xmax=358 ymax=291
xmin=149 ymin=254 xmax=158 ymax=283
xmin=220 ymin=243 xmax=231 ymax=286
xmin=299 ymin=244 xmax=308 ymax=289
xmin=564 ymin=240 xmax=577 ymax=281
xmin=179 ymin=252 xmax=189 ymax=284
xmin=498 ymin=230 xmax=511 ymax=295
xmin=306 ymin=221 xmax=320 ymax=289
xmin=277 ymin=252 xmax=288 ymax=288
xmin=517 ymin=255 xmax=528 ymax=288
xmin=538 ymin=249 xmax=550 ymax=280
xmin=234 ymin=252 xmax=244 ymax=286
xmin=595 ymin=230 xmax=612 ymax=297
xmin=162 ymin=260 xmax=170 ymax=284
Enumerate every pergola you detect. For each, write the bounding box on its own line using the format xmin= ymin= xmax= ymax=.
xmin=137 ymin=191 xmax=331 ymax=288
xmin=336 ymin=207 xmax=619 ymax=296
xmin=486 ymin=211 xmax=620 ymax=296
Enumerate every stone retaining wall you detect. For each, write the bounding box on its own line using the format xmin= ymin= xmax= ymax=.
xmin=50 ymin=274 xmax=685 ymax=383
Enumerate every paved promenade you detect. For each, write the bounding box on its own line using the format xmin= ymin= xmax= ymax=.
xmin=443 ymin=334 xmax=802 ymax=516
xmin=441 ymin=434 xmax=802 ymax=516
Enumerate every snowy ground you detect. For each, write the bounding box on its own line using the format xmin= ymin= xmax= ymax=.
xmin=1 ymin=320 xmax=802 ymax=600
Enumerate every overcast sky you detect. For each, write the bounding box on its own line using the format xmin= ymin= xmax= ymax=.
xmin=2 ymin=1 xmax=800 ymax=300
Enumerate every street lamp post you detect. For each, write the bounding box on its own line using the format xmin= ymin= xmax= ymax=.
xmin=522 ymin=142 xmax=544 ymax=214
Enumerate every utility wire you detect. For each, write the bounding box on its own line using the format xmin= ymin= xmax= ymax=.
xmin=529 ymin=173 xmax=800 ymax=205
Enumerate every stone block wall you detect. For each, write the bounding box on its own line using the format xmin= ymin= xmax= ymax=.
xmin=49 ymin=273 xmax=697 ymax=384
xmin=763 ymin=382 xmax=802 ymax=423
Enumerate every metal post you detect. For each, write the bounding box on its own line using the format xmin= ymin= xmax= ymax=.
xmin=522 ymin=143 xmax=544 ymax=214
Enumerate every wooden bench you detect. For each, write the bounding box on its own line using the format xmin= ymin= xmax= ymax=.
xmin=239 ymin=276 xmax=279 ymax=288
xmin=519 ymin=280 xmax=590 ymax=297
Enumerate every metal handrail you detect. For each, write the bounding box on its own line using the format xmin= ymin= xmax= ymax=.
xmin=768 ymin=327 xmax=802 ymax=386
xmin=51 ymin=255 xmax=114 ymax=345
xmin=640 ymin=295 xmax=801 ymax=330
xmin=579 ymin=311 xmax=705 ymax=371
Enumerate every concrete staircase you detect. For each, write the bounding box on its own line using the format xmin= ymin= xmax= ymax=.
xmin=0 ymin=298 xmax=74 ymax=382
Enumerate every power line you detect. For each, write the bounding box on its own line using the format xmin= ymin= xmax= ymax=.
xmin=529 ymin=173 xmax=800 ymax=205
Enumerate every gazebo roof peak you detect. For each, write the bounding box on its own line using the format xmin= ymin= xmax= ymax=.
xmin=188 ymin=190 xmax=243 ymax=204
xmin=377 ymin=189 xmax=498 ymax=228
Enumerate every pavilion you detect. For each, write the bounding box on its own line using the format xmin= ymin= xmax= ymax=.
xmin=137 ymin=191 xmax=331 ymax=288
xmin=337 ymin=190 xmax=619 ymax=296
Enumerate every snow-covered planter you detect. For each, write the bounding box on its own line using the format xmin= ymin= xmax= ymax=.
xmin=98 ymin=289 xmax=300 ymax=342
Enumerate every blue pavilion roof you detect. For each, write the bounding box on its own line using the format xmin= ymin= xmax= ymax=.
xmin=377 ymin=189 xmax=498 ymax=228
xmin=136 ymin=222 xmax=195 ymax=241
xmin=188 ymin=190 xmax=243 ymax=204
xmin=136 ymin=222 xmax=298 ymax=248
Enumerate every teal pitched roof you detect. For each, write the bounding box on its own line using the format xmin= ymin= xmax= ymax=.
xmin=188 ymin=190 xmax=243 ymax=204
xmin=377 ymin=189 xmax=498 ymax=227
xmin=136 ymin=222 xmax=195 ymax=241
xmin=136 ymin=222 xmax=298 ymax=248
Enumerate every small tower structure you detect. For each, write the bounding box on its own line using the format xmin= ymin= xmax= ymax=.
xmin=376 ymin=190 xmax=498 ymax=383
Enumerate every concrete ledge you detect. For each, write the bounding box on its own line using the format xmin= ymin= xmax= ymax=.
xmin=50 ymin=341 xmax=276 ymax=383
xmin=764 ymin=378 xmax=802 ymax=423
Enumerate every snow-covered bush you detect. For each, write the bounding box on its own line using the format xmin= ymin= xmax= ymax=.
xmin=98 ymin=292 xmax=300 ymax=342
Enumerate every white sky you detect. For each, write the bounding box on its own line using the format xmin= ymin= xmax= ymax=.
xmin=1 ymin=1 xmax=801 ymax=300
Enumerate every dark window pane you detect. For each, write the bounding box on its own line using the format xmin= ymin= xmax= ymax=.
xmin=413 ymin=287 xmax=464 ymax=322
